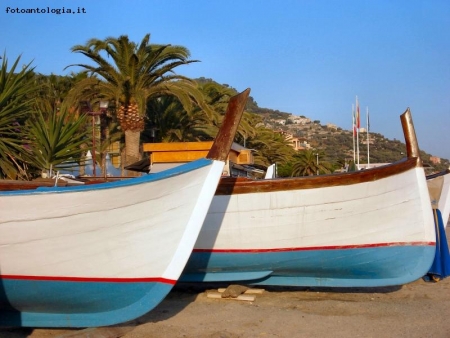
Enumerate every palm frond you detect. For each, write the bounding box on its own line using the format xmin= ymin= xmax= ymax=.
xmin=0 ymin=53 xmax=36 ymax=179
xmin=26 ymin=108 xmax=89 ymax=172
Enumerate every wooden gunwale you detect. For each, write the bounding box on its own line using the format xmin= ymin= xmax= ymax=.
xmin=426 ymin=169 xmax=450 ymax=181
xmin=1 ymin=102 xmax=422 ymax=197
xmin=216 ymin=157 xmax=419 ymax=195
xmin=0 ymin=89 xmax=250 ymax=192
xmin=0 ymin=179 xmax=69 ymax=191
xmin=217 ymin=108 xmax=422 ymax=196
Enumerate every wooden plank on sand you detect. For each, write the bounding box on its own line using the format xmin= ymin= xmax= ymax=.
xmin=206 ymin=291 xmax=256 ymax=302
xmin=218 ymin=288 xmax=265 ymax=294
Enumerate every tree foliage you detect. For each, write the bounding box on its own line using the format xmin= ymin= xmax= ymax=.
xmin=25 ymin=108 xmax=89 ymax=175
xmin=66 ymin=34 xmax=208 ymax=169
xmin=291 ymin=150 xmax=333 ymax=177
xmin=0 ymin=54 xmax=36 ymax=179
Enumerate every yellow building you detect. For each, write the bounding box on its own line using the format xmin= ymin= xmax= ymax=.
xmin=142 ymin=141 xmax=265 ymax=178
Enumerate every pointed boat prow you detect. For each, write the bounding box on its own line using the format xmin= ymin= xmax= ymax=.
xmin=0 ymin=88 xmax=251 ymax=327
xmin=207 ymin=88 xmax=250 ymax=161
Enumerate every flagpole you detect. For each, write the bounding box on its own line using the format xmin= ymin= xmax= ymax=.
xmin=352 ymin=104 xmax=356 ymax=165
xmin=356 ymin=96 xmax=360 ymax=170
xmin=357 ymin=128 xmax=360 ymax=170
xmin=366 ymin=107 xmax=370 ymax=169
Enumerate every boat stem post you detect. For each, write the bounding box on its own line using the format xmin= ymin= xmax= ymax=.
xmin=401 ymin=108 xmax=422 ymax=165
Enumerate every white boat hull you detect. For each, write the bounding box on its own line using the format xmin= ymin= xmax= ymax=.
xmin=0 ymin=159 xmax=224 ymax=327
xmin=182 ymin=165 xmax=436 ymax=287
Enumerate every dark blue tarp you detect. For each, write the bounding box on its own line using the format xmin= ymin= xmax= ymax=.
xmin=426 ymin=209 xmax=450 ymax=281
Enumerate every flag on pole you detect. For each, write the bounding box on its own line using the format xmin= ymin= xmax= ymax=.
xmin=352 ymin=107 xmax=356 ymax=136
xmin=367 ymin=108 xmax=370 ymax=131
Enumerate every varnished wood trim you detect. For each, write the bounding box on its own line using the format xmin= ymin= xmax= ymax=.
xmin=207 ymin=88 xmax=250 ymax=162
xmin=401 ymin=108 xmax=422 ymax=165
xmin=0 ymin=179 xmax=67 ymax=191
xmin=216 ymin=157 xmax=420 ymax=195
xmin=216 ymin=108 xmax=424 ymax=195
xmin=426 ymin=169 xmax=450 ymax=180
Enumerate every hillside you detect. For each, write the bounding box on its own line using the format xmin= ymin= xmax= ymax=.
xmin=195 ymin=79 xmax=449 ymax=172
xmin=265 ymin=112 xmax=449 ymax=172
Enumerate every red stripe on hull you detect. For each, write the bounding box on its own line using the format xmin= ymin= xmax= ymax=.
xmin=193 ymin=241 xmax=436 ymax=253
xmin=0 ymin=275 xmax=176 ymax=284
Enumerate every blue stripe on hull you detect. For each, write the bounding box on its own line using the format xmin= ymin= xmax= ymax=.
xmin=0 ymin=158 xmax=213 ymax=196
xmin=181 ymin=245 xmax=436 ymax=287
xmin=0 ymin=279 xmax=173 ymax=327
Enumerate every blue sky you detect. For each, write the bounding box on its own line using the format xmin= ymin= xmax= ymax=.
xmin=2 ymin=0 xmax=450 ymax=161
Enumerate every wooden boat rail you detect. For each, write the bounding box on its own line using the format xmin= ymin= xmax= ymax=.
xmin=216 ymin=157 xmax=419 ymax=195
xmin=217 ymin=107 xmax=422 ymax=195
xmin=0 ymin=89 xmax=251 ymax=192
xmin=427 ymin=169 xmax=450 ymax=181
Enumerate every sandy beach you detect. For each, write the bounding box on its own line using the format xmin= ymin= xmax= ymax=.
xmin=2 ymin=232 xmax=449 ymax=338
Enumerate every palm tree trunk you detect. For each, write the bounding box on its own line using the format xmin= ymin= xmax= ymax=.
xmin=125 ymin=130 xmax=141 ymax=177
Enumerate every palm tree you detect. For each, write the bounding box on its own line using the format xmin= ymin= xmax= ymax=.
xmin=199 ymin=81 xmax=235 ymax=113
xmin=25 ymin=108 xmax=89 ymax=176
xmin=66 ymin=34 xmax=206 ymax=172
xmin=235 ymin=112 xmax=262 ymax=148
xmin=291 ymin=150 xmax=333 ymax=176
xmin=145 ymin=95 xmax=217 ymax=142
xmin=32 ymin=73 xmax=77 ymax=113
xmin=0 ymin=54 xmax=36 ymax=179
xmin=245 ymin=122 xmax=296 ymax=167
xmin=197 ymin=81 xmax=257 ymax=145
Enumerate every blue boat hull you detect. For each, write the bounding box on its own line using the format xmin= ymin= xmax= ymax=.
xmin=0 ymin=279 xmax=173 ymax=327
xmin=181 ymin=244 xmax=436 ymax=287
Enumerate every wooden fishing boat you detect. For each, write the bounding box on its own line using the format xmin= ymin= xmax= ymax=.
xmin=180 ymin=109 xmax=436 ymax=288
xmin=427 ymin=169 xmax=450 ymax=228
xmin=0 ymin=88 xmax=250 ymax=328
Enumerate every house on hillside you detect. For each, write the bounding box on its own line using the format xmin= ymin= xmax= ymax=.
xmin=278 ymin=131 xmax=311 ymax=151
xmin=430 ymin=156 xmax=441 ymax=165
xmin=326 ymin=123 xmax=338 ymax=131
xmin=288 ymin=136 xmax=311 ymax=151
xmin=287 ymin=115 xmax=311 ymax=125
xmin=274 ymin=119 xmax=287 ymax=125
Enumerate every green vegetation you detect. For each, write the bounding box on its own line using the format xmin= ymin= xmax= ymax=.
xmin=65 ymin=34 xmax=209 ymax=173
xmin=291 ymin=150 xmax=333 ymax=176
xmin=0 ymin=54 xmax=36 ymax=179
xmin=25 ymin=108 xmax=89 ymax=176
xmin=1 ymin=35 xmax=448 ymax=181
